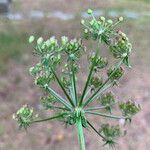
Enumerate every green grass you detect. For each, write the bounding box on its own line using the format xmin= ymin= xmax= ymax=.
xmin=0 ymin=31 xmax=28 ymax=72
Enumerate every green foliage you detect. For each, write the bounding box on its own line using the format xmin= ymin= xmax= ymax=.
xmin=13 ymin=9 xmax=140 ymax=150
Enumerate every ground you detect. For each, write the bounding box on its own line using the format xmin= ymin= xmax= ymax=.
xmin=0 ymin=0 xmax=150 ymax=150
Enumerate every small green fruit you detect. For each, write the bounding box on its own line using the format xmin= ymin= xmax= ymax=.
xmin=29 ymin=35 xmax=35 ymax=43
xmin=81 ymin=19 xmax=85 ymax=25
xmin=87 ymin=9 xmax=93 ymax=15
xmin=107 ymin=19 xmax=113 ymax=24
xmin=118 ymin=16 xmax=124 ymax=22
xmin=37 ymin=37 xmax=43 ymax=45
xmin=100 ymin=16 xmax=105 ymax=22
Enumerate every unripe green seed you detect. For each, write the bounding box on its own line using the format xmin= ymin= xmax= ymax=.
xmin=57 ymin=54 xmax=61 ymax=60
xmin=81 ymin=19 xmax=85 ymax=25
xmin=29 ymin=35 xmax=35 ymax=43
xmin=100 ymin=16 xmax=105 ymax=22
xmin=69 ymin=54 xmax=76 ymax=60
xmin=107 ymin=19 xmax=113 ymax=24
xmin=37 ymin=37 xmax=43 ymax=45
xmin=87 ymin=9 xmax=93 ymax=15
xmin=122 ymin=53 xmax=127 ymax=57
xmin=118 ymin=16 xmax=124 ymax=22
xmin=120 ymin=40 xmax=125 ymax=45
xmin=45 ymin=39 xmax=51 ymax=47
xmin=41 ymin=43 xmax=46 ymax=49
xmin=50 ymin=36 xmax=57 ymax=45
xmin=90 ymin=20 xmax=95 ymax=26
xmin=121 ymin=32 xmax=126 ymax=37
xmin=84 ymin=29 xmax=88 ymax=34
xmin=98 ymin=21 xmax=101 ymax=25
xmin=61 ymin=36 xmax=68 ymax=45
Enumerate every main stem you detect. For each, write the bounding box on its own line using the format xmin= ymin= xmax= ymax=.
xmin=76 ymin=116 xmax=86 ymax=150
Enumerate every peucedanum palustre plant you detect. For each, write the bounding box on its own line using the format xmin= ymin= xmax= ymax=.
xmin=13 ymin=9 xmax=141 ymax=150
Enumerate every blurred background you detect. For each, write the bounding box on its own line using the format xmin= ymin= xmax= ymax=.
xmin=0 ymin=0 xmax=150 ymax=150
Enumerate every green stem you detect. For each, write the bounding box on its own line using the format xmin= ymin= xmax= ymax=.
xmin=71 ymin=62 xmax=78 ymax=106
xmin=85 ymin=102 xmax=118 ymax=111
xmin=50 ymin=67 xmax=75 ymax=107
xmin=83 ymin=81 xmax=115 ymax=107
xmin=83 ymin=59 xmax=124 ymax=108
xmin=79 ymin=41 xmax=100 ymax=106
xmin=45 ymin=85 xmax=72 ymax=110
xmin=79 ymin=64 xmax=94 ymax=106
xmin=83 ymin=88 xmax=91 ymax=101
xmin=46 ymin=105 xmax=70 ymax=111
xmin=87 ymin=120 xmax=106 ymax=140
xmin=85 ymin=111 xmax=127 ymax=120
xmin=76 ymin=116 xmax=86 ymax=150
xmin=31 ymin=113 xmax=66 ymax=124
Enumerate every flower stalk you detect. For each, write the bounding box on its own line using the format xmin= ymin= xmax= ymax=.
xmin=76 ymin=116 xmax=86 ymax=150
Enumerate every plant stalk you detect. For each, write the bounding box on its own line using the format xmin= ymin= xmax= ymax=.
xmin=50 ymin=67 xmax=75 ymax=107
xmin=79 ymin=41 xmax=100 ymax=106
xmin=76 ymin=116 xmax=86 ymax=150
xmin=31 ymin=113 xmax=67 ymax=124
xmin=71 ymin=61 xmax=78 ymax=106
xmin=46 ymin=85 xmax=72 ymax=110
xmin=85 ymin=111 xmax=127 ymax=120
xmin=83 ymin=58 xmax=124 ymax=108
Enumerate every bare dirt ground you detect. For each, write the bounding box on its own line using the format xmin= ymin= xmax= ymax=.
xmin=0 ymin=0 xmax=150 ymax=150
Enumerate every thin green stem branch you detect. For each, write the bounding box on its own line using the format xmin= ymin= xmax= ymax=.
xmin=87 ymin=120 xmax=106 ymax=140
xmin=79 ymin=64 xmax=94 ymax=106
xmin=85 ymin=111 xmax=127 ymax=120
xmin=83 ymin=88 xmax=91 ymax=101
xmin=83 ymin=59 xmax=124 ymax=108
xmin=85 ymin=102 xmax=118 ymax=111
xmin=45 ymin=105 xmax=70 ymax=111
xmin=79 ymin=41 xmax=100 ymax=106
xmin=45 ymin=85 xmax=72 ymax=110
xmin=83 ymin=81 xmax=115 ymax=107
xmin=71 ymin=62 xmax=78 ymax=106
xmin=50 ymin=67 xmax=75 ymax=107
xmin=85 ymin=106 xmax=107 ymax=111
xmin=76 ymin=116 xmax=86 ymax=150
xmin=31 ymin=113 xmax=66 ymax=124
